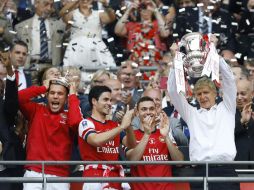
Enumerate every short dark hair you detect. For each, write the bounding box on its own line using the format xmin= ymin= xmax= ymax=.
xmin=10 ymin=40 xmax=28 ymax=52
xmin=137 ymin=96 xmax=155 ymax=109
xmin=89 ymin=86 xmax=111 ymax=108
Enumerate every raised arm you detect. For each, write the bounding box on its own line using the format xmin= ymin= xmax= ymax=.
xmin=18 ymin=85 xmax=47 ymax=104
xmin=67 ymin=82 xmax=83 ymax=129
xmin=2 ymin=51 xmax=18 ymax=120
xmin=99 ymin=0 xmax=116 ymax=24
xmin=114 ymin=4 xmax=137 ymax=37
xmin=59 ymin=1 xmax=78 ymax=24
xmin=149 ymin=0 xmax=170 ymax=38
xmin=219 ymin=57 xmax=237 ymax=113
xmin=167 ymin=68 xmax=192 ymax=122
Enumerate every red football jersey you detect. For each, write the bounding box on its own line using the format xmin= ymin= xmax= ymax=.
xmin=130 ymin=129 xmax=176 ymax=190
xmin=78 ymin=117 xmax=121 ymax=162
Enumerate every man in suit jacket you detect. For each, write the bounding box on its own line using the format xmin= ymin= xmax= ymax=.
xmin=0 ymin=50 xmax=25 ymax=190
xmin=9 ymin=40 xmax=32 ymax=90
xmin=14 ymin=0 xmax=65 ymax=67
xmin=234 ymin=78 xmax=254 ymax=169
xmin=104 ymin=78 xmax=127 ymax=122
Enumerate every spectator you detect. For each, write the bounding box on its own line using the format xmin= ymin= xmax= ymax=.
xmin=38 ymin=66 xmax=61 ymax=86
xmin=0 ymin=0 xmax=17 ymax=18
xmin=236 ymin=0 xmax=254 ymax=59
xmin=234 ymin=78 xmax=254 ymax=169
xmin=92 ymin=0 xmax=125 ymax=65
xmin=0 ymin=50 xmax=25 ymax=190
xmin=231 ymin=65 xmax=250 ymax=81
xmin=82 ymin=69 xmax=113 ymax=118
xmin=168 ymin=38 xmax=240 ymax=190
xmin=19 ymin=77 xmax=82 ymax=190
xmin=15 ymin=0 xmax=66 ymax=69
xmin=244 ymin=59 xmax=254 ymax=81
xmin=9 ymin=40 xmax=32 ymax=90
xmin=90 ymin=69 xmax=112 ymax=88
xmin=176 ymin=0 xmax=196 ymax=8
xmin=228 ymin=0 xmax=248 ymax=22
xmin=126 ymin=96 xmax=184 ymax=190
xmin=78 ymin=85 xmax=136 ymax=190
xmin=0 ymin=0 xmax=15 ymax=47
xmin=117 ymin=60 xmax=143 ymax=109
xmin=61 ymin=0 xmax=116 ymax=82
xmin=104 ymin=78 xmax=126 ymax=122
xmin=115 ymin=0 xmax=170 ymax=80
xmin=16 ymin=0 xmax=33 ymax=24
xmin=220 ymin=49 xmax=239 ymax=66
xmin=158 ymin=51 xmax=173 ymax=77
xmin=173 ymin=0 xmax=238 ymax=53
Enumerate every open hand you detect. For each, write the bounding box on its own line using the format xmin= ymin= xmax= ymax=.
xmin=120 ymin=105 xmax=135 ymax=129
xmin=241 ymin=102 xmax=252 ymax=126
xmin=159 ymin=112 xmax=170 ymax=137
xmin=143 ymin=115 xmax=154 ymax=135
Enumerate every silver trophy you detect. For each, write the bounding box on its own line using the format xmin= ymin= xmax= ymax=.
xmin=180 ymin=32 xmax=209 ymax=78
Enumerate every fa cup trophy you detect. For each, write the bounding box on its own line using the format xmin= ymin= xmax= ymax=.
xmin=180 ymin=32 xmax=210 ymax=78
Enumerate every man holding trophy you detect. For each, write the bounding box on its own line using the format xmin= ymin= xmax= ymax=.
xmin=167 ymin=33 xmax=240 ymax=190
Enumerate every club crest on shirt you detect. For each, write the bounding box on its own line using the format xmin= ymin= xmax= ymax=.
xmin=159 ymin=136 xmax=166 ymax=143
xmin=60 ymin=113 xmax=67 ymax=119
xmin=148 ymin=138 xmax=156 ymax=145
xmin=60 ymin=113 xmax=67 ymax=124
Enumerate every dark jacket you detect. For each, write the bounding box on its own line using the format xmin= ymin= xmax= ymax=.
xmin=234 ymin=108 xmax=254 ymax=169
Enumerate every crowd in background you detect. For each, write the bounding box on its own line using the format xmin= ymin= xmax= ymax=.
xmin=0 ymin=0 xmax=254 ymax=190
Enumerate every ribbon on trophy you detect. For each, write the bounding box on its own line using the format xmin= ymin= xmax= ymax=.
xmin=201 ymin=35 xmax=220 ymax=83
xmin=174 ymin=51 xmax=186 ymax=94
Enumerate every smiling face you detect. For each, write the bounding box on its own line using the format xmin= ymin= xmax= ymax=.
xmin=47 ymin=84 xmax=68 ymax=113
xmin=137 ymin=100 xmax=156 ymax=124
xmin=195 ymin=86 xmax=217 ymax=109
xmin=93 ymin=92 xmax=112 ymax=116
xmin=236 ymin=79 xmax=253 ymax=110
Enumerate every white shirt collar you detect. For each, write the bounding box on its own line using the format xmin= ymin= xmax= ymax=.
xmin=198 ymin=104 xmax=218 ymax=113
xmin=17 ymin=67 xmax=24 ymax=72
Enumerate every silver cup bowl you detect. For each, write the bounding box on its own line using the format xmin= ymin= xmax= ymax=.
xmin=180 ymin=32 xmax=208 ymax=78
